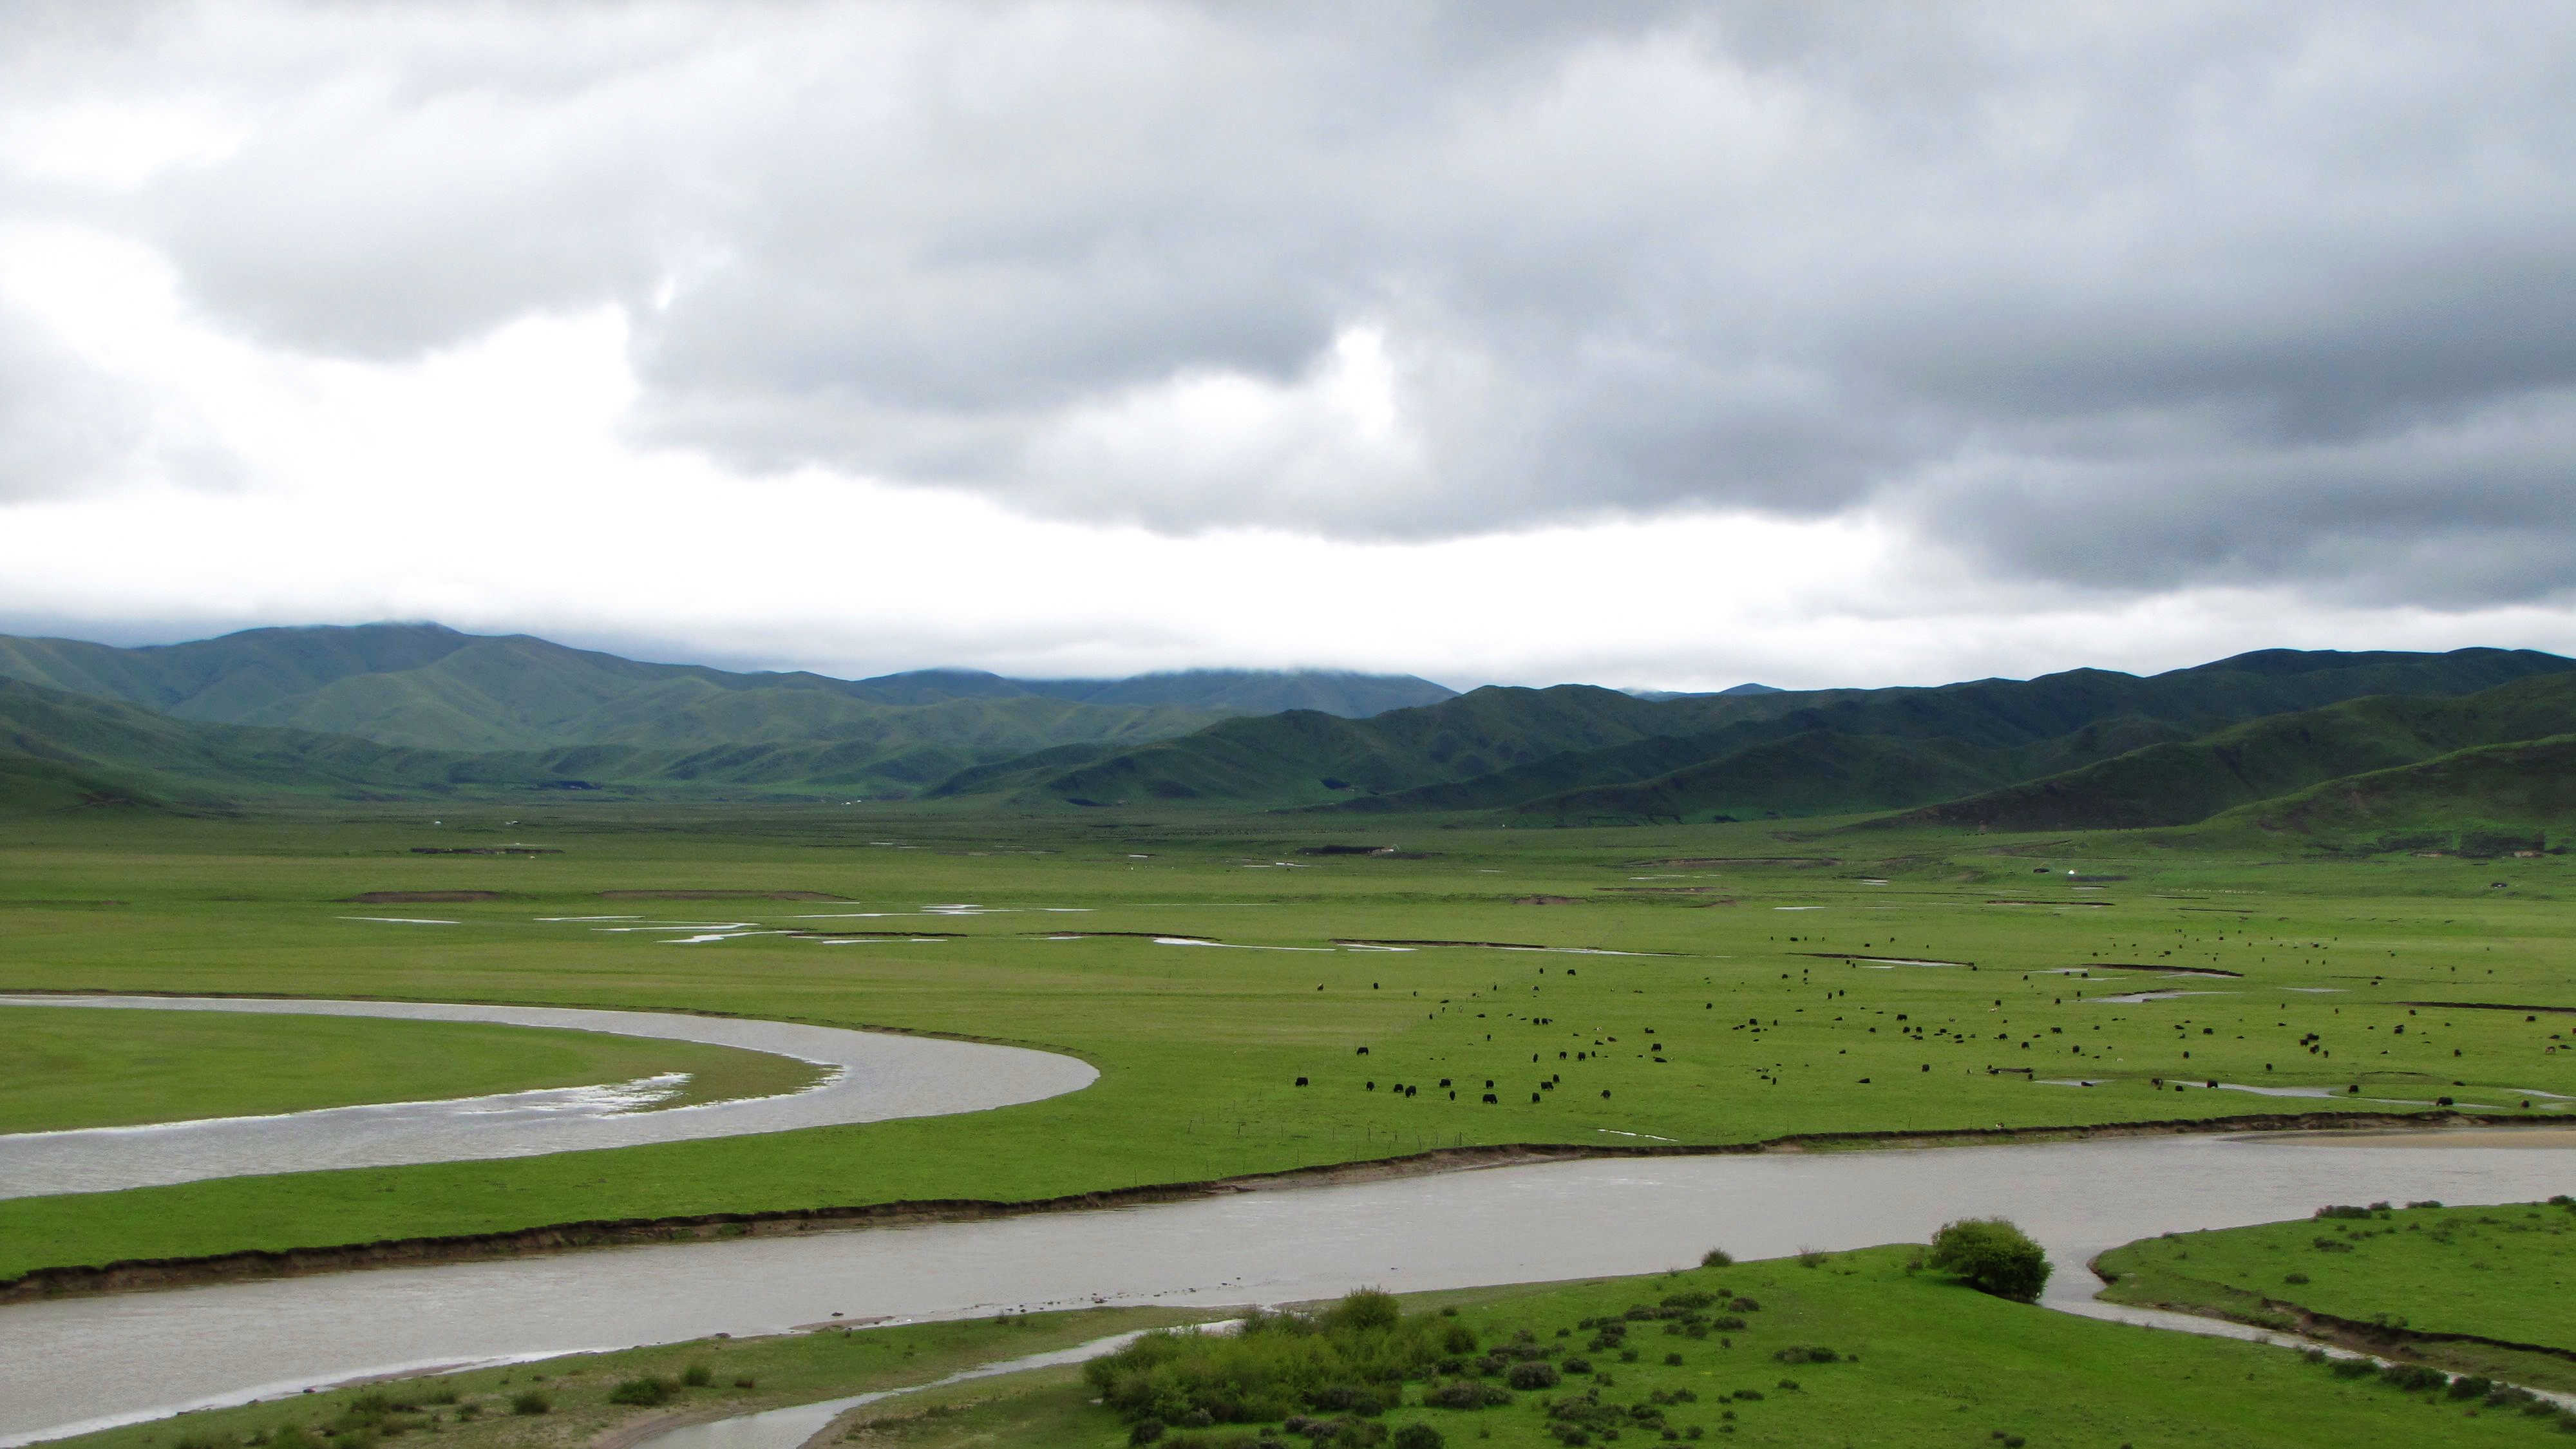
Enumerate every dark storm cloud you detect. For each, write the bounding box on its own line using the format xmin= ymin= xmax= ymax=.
xmin=6 ymin=1 xmax=2574 ymax=600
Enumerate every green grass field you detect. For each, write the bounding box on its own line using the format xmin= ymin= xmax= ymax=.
xmin=2096 ymin=1198 xmax=2576 ymax=1391
xmin=0 ymin=1006 xmax=827 ymax=1133
xmin=48 ymin=1248 xmax=2576 ymax=1449
xmin=1 ymin=800 xmax=2569 ymax=1282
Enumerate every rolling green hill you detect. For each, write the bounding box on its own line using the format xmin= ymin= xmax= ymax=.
xmin=0 ymin=750 xmax=160 ymax=814
xmin=1883 ymin=672 xmax=2576 ymax=832
xmin=0 ymin=625 xmax=1455 ymax=736
xmin=934 ymin=683 xmax=1814 ymax=807
xmin=0 ymin=676 xmax=556 ymax=807
xmin=952 ymin=646 xmax=2573 ymax=815
xmin=0 ymin=625 xmax=1454 ymax=797
xmin=2193 ymin=733 xmax=2576 ymax=850
xmin=0 ymin=676 xmax=1193 ymax=807
xmin=1497 ymin=715 xmax=2193 ymax=826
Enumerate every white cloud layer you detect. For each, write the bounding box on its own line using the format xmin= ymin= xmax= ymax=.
xmin=0 ymin=2 xmax=2571 ymax=686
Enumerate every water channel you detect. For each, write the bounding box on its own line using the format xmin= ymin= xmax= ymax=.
xmin=0 ymin=996 xmax=1098 ymax=1198
xmin=6 ymin=1129 xmax=2569 ymax=1444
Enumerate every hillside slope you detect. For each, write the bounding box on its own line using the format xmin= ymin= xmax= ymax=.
xmin=965 ymin=646 xmax=2572 ymax=814
xmin=935 ymin=683 xmax=1828 ymax=807
xmin=1882 ymin=672 xmax=2576 ymax=831
xmin=0 ymin=625 xmax=1452 ymax=794
xmin=0 ymin=677 xmax=557 ymax=799
xmin=1499 ymin=715 xmax=2192 ymax=825
xmin=2197 ymin=734 xmax=2576 ymax=849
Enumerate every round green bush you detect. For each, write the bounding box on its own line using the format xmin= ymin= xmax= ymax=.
xmin=1927 ymin=1218 xmax=2052 ymax=1303
xmin=1506 ymin=1360 xmax=1562 ymax=1390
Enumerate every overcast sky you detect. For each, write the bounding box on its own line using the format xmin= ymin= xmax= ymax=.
xmin=1 ymin=1 xmax=2571 ymax=690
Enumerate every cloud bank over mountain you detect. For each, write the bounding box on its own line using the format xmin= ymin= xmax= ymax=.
xmin=1 ymin=2 xmax=2571 ymax=683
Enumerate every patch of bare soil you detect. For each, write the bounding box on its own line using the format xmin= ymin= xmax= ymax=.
xmin=1334 ymin=938 xmax=1554 ymax=950
xmin=599 ymin=890 xmax=851 ymax=901
xmin=1622 ymin=857 xmax=1838 ymax=867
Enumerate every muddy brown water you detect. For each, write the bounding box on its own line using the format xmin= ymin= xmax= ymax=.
xmin=4 ymin=1130 xmax=2570 ymax=1444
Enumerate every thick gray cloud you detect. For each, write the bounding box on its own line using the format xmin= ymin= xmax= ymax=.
xmin=4 ymin=1 xmax=2573 ymax=603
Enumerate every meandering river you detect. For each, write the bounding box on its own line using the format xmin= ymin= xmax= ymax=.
xmin=5 ymin=1129 xmax=2568 ymax=1444
xmin=0 ymin=995 xmax=1098 ymax=1198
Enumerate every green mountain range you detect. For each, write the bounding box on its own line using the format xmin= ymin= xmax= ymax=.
xmin=1882 ymin=672 xmax=2576 ymax=833
xmin=2 ymin=624 xmax=2569 ymax=849
xmin=936 ymin=647 xmax=2573 ymax=816
xmin=2201 ymin=734 xmax=2576 ymax=850
xmin=0 ymin=624 xmax=1453 ymax=799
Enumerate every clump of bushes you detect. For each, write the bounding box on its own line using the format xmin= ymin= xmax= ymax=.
xmin=1927 ymin=1218 xmax=2051 ymax=1303
xmin=507 ymin=1390 xmax=550 ymax=1416
xmin=1506 ymin=1360 xmax=1561 ymax=1390
xmin=1421 ymin=1381 xmax=1511 ymax=1409
xmin=1085 ymin=1290 xmax=1470 ymax=1432
xmin=607 ymin=1376 xmax=676 ymax=1406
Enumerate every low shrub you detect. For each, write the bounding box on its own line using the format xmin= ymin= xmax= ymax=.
xmin=1421 ymin=1380 xmax=1512 ymax=1409
xmin=1085 ymin=1291 xmax=1472 ymax=1431
xmin=607 ymin=1376 xmax=676 ymax=1406
xmin=507 ymin=1390 xmax=550 ymax=1416
xmin=1391 ymin=1425 xmax=1445 ymax=1449
xmin=681 ymin=1363 xmax=714 ymax=1387
xmin=1701 ymin=1248 xmax=1734 ymax=1268
xmin=1506 ymin=1361 xmax=1562 ymax=1390
xmin=1772 ymin=1346 xmax=1840 ymax=1364
xmin=1928 ymin=1218 xmax=2052 ymax=1303
xmin=2378 ymin=1363 xmax=2447 ymax=1392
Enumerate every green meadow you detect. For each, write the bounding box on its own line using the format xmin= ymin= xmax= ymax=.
xmin=46 ymin=1247 xmax=2576 ymax=1449
xmin=0 ymin=800 xmax=2570 ymax=1282
xmin=2097 ymin=1197 xmax=2576 ymax=1392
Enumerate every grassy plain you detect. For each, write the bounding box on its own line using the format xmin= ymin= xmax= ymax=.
xmin=0 ymin=1007 xmax=827 ymax=1133
xmin=0 ymin=800 xmax=2570 ymax=1282
xmin=52 ymin=1251 xmax=2576 ymax=1449
xmin=2097 ymin=1198 xmax=2576 ymax=1390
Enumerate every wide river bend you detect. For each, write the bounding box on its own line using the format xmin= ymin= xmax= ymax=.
xmin=0 ymin=995 xmax=1098 ymax=1198
xmin=5 ymin=1130 xmax=2570 ymax=1444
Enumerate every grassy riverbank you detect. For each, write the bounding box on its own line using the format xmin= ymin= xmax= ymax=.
xmin=2096 ymin=1197 xmax=2576 ymax=1392
xmin=876 ymin=1251 xmax=2576 ymax=1446
xmin=2 ymin=803 xmax=2570 ymax=1281
xmin=51 ymin=1248 xmax=2576 ymax=1449
xmin=0 ymin=1007 xmax=826 ymax=1133
xmin=39 ymin=1306 xmax=1222 ymax=1449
